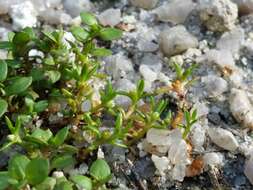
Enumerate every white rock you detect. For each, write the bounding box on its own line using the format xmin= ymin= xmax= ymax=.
xmin=63 ymin=0 xmax=93 ymax=17
xmin=171 ymin=163 xmax=187 ymax=182
xmin=130 ymin=0 xmax=158 ymax=10
xmin=140 ymin=54 xmax=162 ymax=73
xmin=10 ymin=1 xmax=38 ymax=30
xmin=39 ymin=9 xmax=72 ymax=25
xmin=159 ymin=25 xmax=198 ymax=56
xmin=114 ymin=79 xmax=136 ymax=107
xmin=98 ymin=8 xmax=121 ymax=27
xmin=105 ymin=53 xmax=134 ymax=80
xmin=199 ymin=0 xmax=238 ymax=32
xmin=232 ymin=0 xmax=253 ymax=15
xmin=144 ymin=128 xmax=182 ymax=155
xmin=203 ymin=152 xmax=223 ymax=167
xmin=0 ymin=27 xmax=10 ymax=40
xmin=228 ymin=69 xmax=244 ymax=88
xmin=216 ymin=27 xmax=245 ymax=55
xmin=190 ymin=123 xmax=206 ymax=151
xmin=244 ymin=156 xmax=253 ymax=185
xmin=153 ymin=0 xmax=196 ymax=24
xmin=168 ymin=139 xmax=190 ymax=181
xmin=158 ymin=73 xmax=172 ymax=86
xmin=229 ymin=89 xmax=253 ymax=129
xmin=137 ymin=39 xmax=158 ymax=52
xmin=151 ymin=155 xmax=170 ymax=175
xmin=208 ymin=127 xmax=239 ymax=151
xmin=201 ymin=49 xmax=235 ymax=71
xmin=139 ymin=64 xmax=158 ymax=82
xmin=0 ymin=0 xmax=22 ymax=14
xmin=146 ymin=128 xmax=173 ymax=147
xmin=52 ymin=171 xmax=64 ymax=178
xmin=201 ymin=75 xmax=228 ymax=97
xmin=168 ymin=139 xmax=189 ymax=165
xmin=81 ymin=100 xmax=91 ymax=112
xmin=193 ymin=102 xmax=209 ymax=117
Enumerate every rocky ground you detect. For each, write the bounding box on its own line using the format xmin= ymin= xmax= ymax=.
xmin=1 ymin=0 xmax=253 ymax=189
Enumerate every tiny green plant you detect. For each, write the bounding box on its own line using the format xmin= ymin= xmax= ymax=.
xmin=178 ymin=109 xmax=198 ymax=139
xmin=0 ymin=156 xmax=110 ymax=190
xmin=0 ymin=12 xmax=198 ymax=190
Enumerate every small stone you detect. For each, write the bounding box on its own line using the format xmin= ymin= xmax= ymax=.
xmin=63 ymin=0 xmax=93 ymax=17
xmin=130 ymin=0 xmax=158 ymax=10
xmin=199 ymin=0 xmax=238 ymax=32
xmin=97 ymin=147 xmax=104 ymax=159
xmin=52 ymin=171 xmax=64 ymax=178
xmin=232 ymin=0 xmax=253 ymax=15
xmin=200 ymin=49 xmax=235 ymax=71
xmin=168 ymin=139 xmax=189 ymax=166
xmin=171 ymin=163 xmax=187 ymax=182
xmin=0 ymin=27 xmax=10 ymax=40
xmin=139 ymin=64 xmax=158 ymax=82
xmin=151 ymin=155 xmax=170 ymax=175
xmin=201 ymin=75 xmax=228 ymax=97
xmin=244 ymin=156 xmax=253 ymax=185
xmin=114 ymin=79 xmax=136 ymax=107
xmin=216 ymin=27 xmax=245 ymax=54
xmin=153 ymin=0 xmax=196 ymax=24
xmin=193 ymin=102 xmax=209 ymax=117
xmin=0 ymin=0 xmax=22 ymax=15
xmin=137 ymin=39 xmax=158 ymax=52
xmin=81 ymin=100 xmax=91 ymax=112
xmin=98 ymin=8 xmax=121 ymax=27
xmin=39 ymin=9 xmax=72 ymax=25
xmin=208 ymin=127 xmax=239 ymax=151
xmin=159 ymin=25 xmax=198 ymax=56
xmin=144 ymin=128 xmax=182 ymax=155
xmin=105 ymin=53 xmax=134 ymax=80
xmin=140 ymin=54 xmax=162 ymax=73
xmin=190 ymin=123 xmax=206 ymax=151
xmin=10 ymin=1 xmax=38 ymax=30
xmin=203 ymin=152 xmax=223 ymax=167
xmin=229 ymin=89 xmax=253 ymax=129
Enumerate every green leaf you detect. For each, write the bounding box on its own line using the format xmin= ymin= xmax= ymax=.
xmin=25 ymin=158 xmax=49 ymax=185
xmin=90 ymin=159 xmax=111 ymax=181
xmin=0 ymin=171 xmax=18 ymax=190
xmin=115 ymin=112 xmax=123 ymax=132
xmin=51 ymin=154 xmax=75 ymax=169
xmin=31 ymin=128 xmax=53 ymax=143
xmin=70 ymin=26 xmax=89 ymax=42
xmin=99 ymin=28 xmax=122 ymax=41
xmin=13 ymin=31 xmax=30 ymax=46
xmin=92 ymin=48 xmax=112 ymax=57
xmin=0 ymin=60 xmax=8 ymax=82
xmin=8 ymin=154 xmax=30 ymax=180
xmin=51 ymin=127 xmax=69 ymax=146
xmin=5 ymin=59 xmax=22 ymax=69
xmin=34 ymin=100 xmax=48 ymax=113
xmin=80 ymin=12 xmax=98 ymax=26
xmin=137 ymin=79 xmax=144 ymax=98
xmin=0 ymin=99 xmax=8 ymax=118
xmin=0 ymin=41 xmax=12 ymax=50
xmin=45 ymin=70 xmax=61 ymax=84
xmin=70 ymin=175 xmax=92 ymax=190
xmin=42 ymin=31 xmax=57 ymax=43
xmin=36 ymin=177 xmax=56 ymax=190
xmin=5 ymin=76 xmax=32 ymax=96
xmin=55 ymin=181 xmax=73 ymax=190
